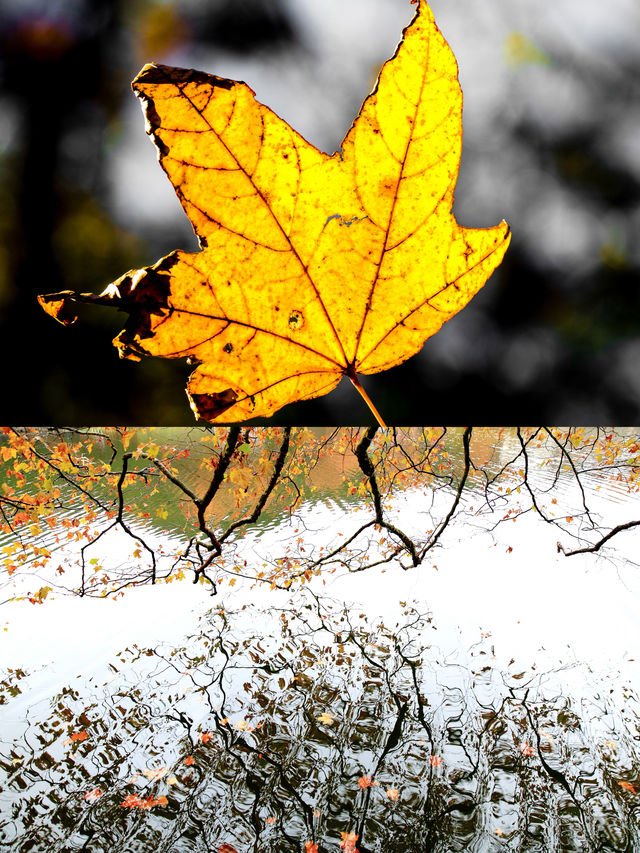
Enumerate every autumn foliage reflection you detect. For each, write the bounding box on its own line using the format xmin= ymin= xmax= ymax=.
xmin=1 ymin=426 xmax=640 ymax=605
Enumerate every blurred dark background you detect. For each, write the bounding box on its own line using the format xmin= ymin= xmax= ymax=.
xmin=0 ymin=0 xmax=638 ymax=425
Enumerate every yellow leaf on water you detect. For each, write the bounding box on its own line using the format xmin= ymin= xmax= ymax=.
xmin=143 ymin=766 xmax=169 ymax=781
xmin=39 ymin=0 xmax=509 ymax=424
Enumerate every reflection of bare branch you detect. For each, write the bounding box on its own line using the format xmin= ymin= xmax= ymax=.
xmin=560 ymin=518 xmax=640 ymax=556
xmin=542 ymin=427 xmax=595 ymax=526
xmin=419 ymin=426 xmax=472 ymax=559
xmin=355 ymin=427 xmax=420 ymax=566
xmin=116 ymin=454 xmax=158 ymax=584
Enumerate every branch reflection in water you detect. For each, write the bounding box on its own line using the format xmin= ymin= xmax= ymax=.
xmin=1 ymin=591 xmax=639 ymax=852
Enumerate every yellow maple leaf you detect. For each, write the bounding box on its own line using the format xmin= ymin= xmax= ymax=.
xmin=38 ymin=0 xmax=509 ymax=424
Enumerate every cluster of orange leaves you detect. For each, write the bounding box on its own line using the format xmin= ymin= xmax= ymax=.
xmin=120 ymin=794 xmax=168 ymax=810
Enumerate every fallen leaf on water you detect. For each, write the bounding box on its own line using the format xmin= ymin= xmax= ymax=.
xmin=143 ymin=766 xmax=169 ymax=781
xmin=618 ymin=780 xmax=637 ymax=794
xmin=357 ymin=775 xmax=373 ymax=789
xmin=304 ymin=843 xmax=319 ymax=853
xmin=39 ymin=0 xmax=510 ymax=425
xmin=340 ymin=831 xmax=360 ymax=852
xmin=63 ymin=729 xmax=88 ymax=745
xmin=386 ymin=788 xmax=400 ymax=801
xmin=316 ymin=712 xmax=335 ymax=725
xmin=120 ymin=794 xmax=167 ymax=809
xmin=83 ymin=788 xmax=103 ymax=802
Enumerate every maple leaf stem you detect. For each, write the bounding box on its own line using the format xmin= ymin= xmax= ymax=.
xmin=348 ymin=374 xmax=387 ymax=428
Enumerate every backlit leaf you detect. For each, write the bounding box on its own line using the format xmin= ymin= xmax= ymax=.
xmin=39 ymin=0 xmax=510 ymax=424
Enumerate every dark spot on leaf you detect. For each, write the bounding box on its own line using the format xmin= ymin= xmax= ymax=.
xmin=288 ymin=309 xmax=304 ymax=331
xmin=191 ymin=389 xmax=238 ymax=421
xmin=223 ymin=343 xmax=233 ymax=353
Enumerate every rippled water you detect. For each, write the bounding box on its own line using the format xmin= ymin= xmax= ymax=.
xmin=1 ymin=429 xmax=640 ymax=851
xmin=2 ymin=596 xmax=640 ymax=852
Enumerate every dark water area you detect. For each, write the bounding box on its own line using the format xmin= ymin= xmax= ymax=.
xmin=2 ymin=594 xmax=639 ymax=852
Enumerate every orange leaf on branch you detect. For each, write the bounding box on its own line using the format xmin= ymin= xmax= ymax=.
xmin=38 ymin=0 xmax=509 ymax=425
